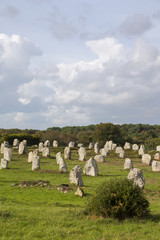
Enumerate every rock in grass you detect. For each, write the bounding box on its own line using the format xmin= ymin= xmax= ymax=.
xmin=152 ymin=160 xmax=160 ymax=172
xmin=42 ymin=147 xmax=50 ymax=157
xmin=0 ymin=158 xmax=8 ymax=169
xmin=75 ymin=187 xmax=84 ymax=197
xmin=59 ymin=157 xmax=68 ymax=173
xmin=94 ymin=155 xmax=105 ymax=163
xmin=32 ymin=155 xmax=40 ymax=171
xmin=69 ymin=165 xmax=83 ymax=186
xmin=4 ymin=147 xmax=12 ymax=161
xmin=83 ymin=158 xmax=98 ymax=176
xmin=142 ymin=154 xmax=152 ymax=165
xmin=124 ymin=158 xmax=133 ymax=170
xmin=78 ymin=147 xmax=87 ymax=161
xmin=127 ymin=168 xmax=145 ymax=189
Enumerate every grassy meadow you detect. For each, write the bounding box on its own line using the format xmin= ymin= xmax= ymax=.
xmin=0 ymin=146 xmax=160 ymax=240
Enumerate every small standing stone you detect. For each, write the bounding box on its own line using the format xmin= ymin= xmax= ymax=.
xmin=42 ymin=147 xmax=50 ymax=157
xmin=142 ymin=154 xmax=152 ymax=165
xmin=88 ymin=142 xmax=94 ymax=149
xmin=32 ymin=155 xmax=40 ymax=171
xmin=69 ymin=165 xmax=83 ymax=186
xmin=94 ymin=155 xmax=105 ymax=163
xmin=53 ymin=140 xmax=58 ymax=147
xmin=56 ymin=152 xmax=62 ymax=164
xmin=100 ymin=148 xmax=109 ymax=156
xmin=119 ymin=150 xmax=125 ymax=158
xmin=152 ymin=160 xmax=160 ymax=172
xmin=132 ymin=144 xmax=139 ymax=151
xmin=94 ymin=142 xmax=99 ymax=154
xmin=127 ymin=168 xmax=145 ymax=189
xmin=124 ymin=142 xmax=131 ymax=150
xmin=138 ymin=145 xmax=145 ymax=155
xmin=59 ymin=157 xmax=68 ymax=173
xmin=83 ymin=158 xmax=98 ymax=176
xmin=0 ymin=158 xmax=8 ymax=169
xmin=68 ymin=142 xmax=75 ymax=148
xmin=75 ymin=187 xmax=84 ymax=197
xmin=44 ymin=140 xmax=50 ymax=147
xmin=154 ymin=153 xmax=160 ymax=160
xmin=64 ymin=147 xmax=71 ymax=160
xmin=78 ymin=147 xmax=87 ymax=161
xmin=38 ymin=142 xmax=44 ymax=152
xmin=124 ymin=158 xmax=133 ymax=170
xmin=4 ymin=147 xmax=12 ymax=161
xmin=28 ymin=152 xmax=34 ymax=163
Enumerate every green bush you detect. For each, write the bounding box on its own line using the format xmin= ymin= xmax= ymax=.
xmin=0 ymin=133 xmax=40 ymax=146
xmin=84 ymin=178 xmax=150 ymax=220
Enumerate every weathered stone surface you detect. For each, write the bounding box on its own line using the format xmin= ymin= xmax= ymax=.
xmin=18 ymin=141 xmax=26 ymax=155
xmin=53 ymin=140 xmax=58 ymax=147
xmin=152 ymin=160 xmax=160 ymax=172
xmin=94 ymin=154 xmax=105 ymax=163
xmin=75 ymin=187 xmax=84 ymax=197
xmin=69 ymin=165 xmax=83 ymax=186
xmin=78 ymin=147 xmax=87 ymax=161
xmin=13 ymin=139 xmax=19 ymax=147
xmin=142 ymin=154 xmax=152 ymax=165
xmin=100 ymin=148 xmax=109 ymax=156
xmin=124 ymin=158 xmax=133 ymax=170
xmin=56 ymin=152 xmax=62 ymax=164
xmin=32 ymin=155 xmax=40 ymax=171
xmin=38 ymin=142 xmax=44 ymax=152
xmin=83 ymin=158 xmax=98 ymax=176
xmin=68 ymin=141 xmax=75 ymax=148
xmin=112 ymin=143 xmax=117 ymax=150
xmin=1 ymin=143 xmax=4 ymax=154
xmin=127 ymin=168 xmax=145 ymax=189
xmin=124 ymin=142 xmax=131 ymax=150
xmin=78 ymin=143 xmax=84 ymax=148
xmin=88 ymin=142 xmax=94 ymax=149
xmin=44 ymin=140 xmax=50 ymax=147
xmin=4 ymin=147 xmax=12 ymax=161
xmin=94 ymin=142 xmax=99 ymax=154
xmin=64 ymin=147 xmax=71 ymax=160
xmin=156 ymin=146 xmax=160 ymax=152
xmin=132 ymin=144 xmax=139 ymax=151
xmin=115 ymin=146 xmax=123 ymax=154
xmin=28 ymin=152 xmax=34 ymax=163
xmin=119 ymin=150 xmax=125 ymax=158
xmin=59 ymin=157 xmax=68 ymax=173
xmin=42 ymin=147 xmax=50 ymax=157
xmin=0 ymin=158 xmax=8 ymax=169
xmin=108 ymin=140 xmax=113 ymax=150
xmin=138 ymin=145 xmax=145 ymax=155
xmin=154 ymin=152 xmax=160 ymax=160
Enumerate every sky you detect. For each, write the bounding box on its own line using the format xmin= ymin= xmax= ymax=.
xmin=0 ymin=0 xmax=160 ymax=129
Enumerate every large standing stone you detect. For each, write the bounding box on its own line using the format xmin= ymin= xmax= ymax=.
xmin=94 ymin=142 xmax=99 ymax=154
xmin=138 ymin=145 xmax=145 ymax=155
xmin=68 ymin=142 xmax=75 ymax=148
xmin=28 ymin=151 xmax=34 ymax=163
xmin=53 ymin=140 xmax=58 ymax=147
xmin=13 ymin=139 xmax=19 ymax=147
xmin=18 ymin=141 xmax=26 ymax=155
xmin=32 ymin=155 xmax=40 ymax=171
xmin=94 ymin=155 xmax=105 ymax=163
xmin=124 ymin=158 xmax=133 ymax=170
xmin=4 ymin=147 xmax=12 ymax=161
xmin=127 ymin=168 xmax=145 ymax=189
xmin=0 ymin=158 xmax=8 ymax=169
xmin=152 ymin=160 xmax=160 ymax=172
xmin=78 ymin=147 xmax=87 ymax=161
xmin=132 ymin=144 xmax=139 ymax=151
xmin=59 ymin=157 xmax=68 ymax=173
xmin=142 ymin=154 xmax=152 ymax=165
xmin=56 ymin=152 xmax=62 ymax=164
xmin=154 ymin=152 xmax=160 ymax=160
xmin=124 ymin=142 xmax=131 ymax=150
xmin=88 ymin=142 xmax=94 ymax=149
xmin=100 ymin=148 xmax=109 ymax=157
xmin=83 ymin=158 xmax=98 ymax=176
xmin=42 ymin=147 xmax=50 ymax=157
xmin=38 ymin=142 xmax=44 ymax=152
xmin=44 ymin=140 xmax=50 ymax=147
xmin=64 ymin=147 xmax=71 ymax=160
xmin=69 ymin=165 xmax=83 ymax=186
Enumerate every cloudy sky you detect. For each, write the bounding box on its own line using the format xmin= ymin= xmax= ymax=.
xmin=0 ymin=0 xmax=160 ymax=129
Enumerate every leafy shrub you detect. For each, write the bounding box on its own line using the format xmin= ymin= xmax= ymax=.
xmin=84 ymin=178 xmax=150 ymax=220
xmin=0 ymin=133 xmax=40 ymax=146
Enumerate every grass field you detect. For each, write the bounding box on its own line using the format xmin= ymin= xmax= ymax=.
xmin=0 ymin=146 xmax=160 ymax=240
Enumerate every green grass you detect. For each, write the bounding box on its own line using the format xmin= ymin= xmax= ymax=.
xmin=0 ymin=147 xmax=160 ymax=239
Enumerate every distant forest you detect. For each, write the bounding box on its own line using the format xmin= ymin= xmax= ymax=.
xmin=1 ymin=123 xmax=160 ymax=150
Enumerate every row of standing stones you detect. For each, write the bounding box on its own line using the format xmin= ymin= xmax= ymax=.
xmin=1 ymin=139 xmax=160 ymax=191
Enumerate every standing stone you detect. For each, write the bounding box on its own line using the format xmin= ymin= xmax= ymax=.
xmin=142 ymin=154 xmax=152 ymax=165
xmin=127 ymin=168 xmax=145 ymax=189
xmin=78 ymin=143 xmax=84 ymax=148
xmin=69 ymin=165 xmax=83 ymax=186
xmin=13 ymin=139 xmax=19 ymax=147
xmin=44 ymin=140 xmax=50 ymax=147
xmin=59 ymin=157 xmax=68 ymax=173
xmin=108 ymin=140 xmax=113 ymax=150
xmin=138 ymin=145 xmax=145 ymax=155
xmin=115 ymin=146 xmax=123 ymax=154
xmin=18 ymin=141 xmax=26 ymax=155
xmin=53 ymin=140 xmax=58 ymax=147
xmin=94 ymin=142 xmax=99 ymax=154
xmin=4 ymin=147 xmax=12 ymax=161
xmin=28 ymin=152 xmax=34 ymax=163
xmin=42 ymin=147 xmax=50 ymax=157
xmin=1 ymin=142 xmax=9 ymax=154
xmin=1 ymin=143 xmax=4 ymax=154
xmin=68 ymin=142 xmax=75 ymax=148
xmin=104 ymin=141 xmax=109 ymax=150
xmin=64 ymin=147 xmax=71 ymax=160
xmin=154 ymin=152 xmax=160 ymax=160
xmin=119 ymin=150 xmax=125 ymax=158
xmin=83 ymin=158 xmax=98 ymax=176
xmin=75 ymin=187 xmax=84 ymax=197
xmin=124 ymin=142 xmax=131 ymax=150
xmin=94 ymin=155 xmax=105 ymax=163
xmin=124 ymin=158 xmax=133 ymax=170
xmin=100 ymin=148 xmax=109 ymax=156
xmin=112 ymin=143 xmax=117 ymax=150
xmin=38 ymin=142 xmax=44 ymax=152
xmin=156 ymin=146 xmax=160 ymax=152
xmin=132 ymin=144 xmax=139 ymax=151
xmin=0 ymin=158 xmax=8 ymax=169
xmin=23 ymin=140 xmax=27 ymax=148
xmin=78 ymin=147 xmax=87 ymax=161
xmin=32 ymin=155 xmax=40 ymax=171
xmin=88 ymin=142 xmax=94 ymax=149
xmin=56 ymin=152 xmax=62 ymax=164
xmin=152 ymin=160 xmax=160 ymax=172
